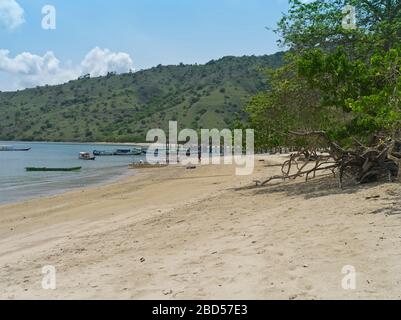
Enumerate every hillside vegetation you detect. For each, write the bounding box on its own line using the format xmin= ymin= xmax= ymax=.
xmin=0 ymin=53 xmax=283 ymax=142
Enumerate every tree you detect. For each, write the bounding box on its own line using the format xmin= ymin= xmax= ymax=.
xmin=248 ymin=0 xmax=401 ymax=185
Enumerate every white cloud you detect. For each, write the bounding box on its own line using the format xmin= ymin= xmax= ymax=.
xmin=0 ymin=0 xmax=25 ymax=30
xmin=81 ymin=47 xmax=134 ymax=77
xmin=0 ymin=50 xmax=80 ymax=90
xmin=0 ymin=50 xmax=61 ymax=75
xmin=0 ymin=47 xmax=134 ymax=91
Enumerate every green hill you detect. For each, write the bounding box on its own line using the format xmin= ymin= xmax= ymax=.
xmin=0 ymin=52 xmax=283 ymax=142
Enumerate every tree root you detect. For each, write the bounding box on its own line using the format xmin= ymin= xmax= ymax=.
xmin=256 ymin=132 xmax=401 ymax=188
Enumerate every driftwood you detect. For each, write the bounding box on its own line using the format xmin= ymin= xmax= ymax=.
xmin=256 ymin=131 xmax=401 ymax=188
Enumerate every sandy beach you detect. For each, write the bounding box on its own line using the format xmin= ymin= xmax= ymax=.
xmin=1 ymin=154 xmax=400 ymax=300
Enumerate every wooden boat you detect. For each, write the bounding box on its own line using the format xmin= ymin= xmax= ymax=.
xmin=114 ymin=148 xmax=143 ymax=156
xmin=129 ymin=162 xmax=168 ymax=169
xmin=93 ymin=150 xmax=114 ymax=156
xmin=94 ymin=148 xmax=143 ymax=156
xmin=79 ymin=152 xmax=96 ymax=160
xmin=0 ymin=145 xmax=31 ymax=152
xmin=26 ymin=167 xmax=82 ymax=172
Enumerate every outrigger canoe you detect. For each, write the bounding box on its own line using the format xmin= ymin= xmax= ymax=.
xmin=26 ymin=167 xmax=82 ymax=172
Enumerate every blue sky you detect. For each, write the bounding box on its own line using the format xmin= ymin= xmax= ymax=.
xmin=0 ymin=0 xmax=290 ymax=90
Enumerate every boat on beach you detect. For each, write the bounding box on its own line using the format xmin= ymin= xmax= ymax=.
xmin=25 ymin=167 xmax=82 ymax=172
xmin=79 ymin=152 xmax=96 ymax=160
xmin=129 ymin=161 xmax=168 ymax=169
xmin=0 ymin=145 xmax=31 ymax=152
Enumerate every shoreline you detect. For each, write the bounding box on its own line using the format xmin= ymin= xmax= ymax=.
xmin=0 ymin=140 xmax=147 ymax=206
xmin=0 ymin=140 xmax=150 ymax=146
xmin=0 ymin=165 xmax=134 ymax=207
xmin=1 ymin=155 xmax=401 ymax=299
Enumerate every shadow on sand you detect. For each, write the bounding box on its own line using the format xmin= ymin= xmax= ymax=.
xmin=370 ymin=188 xmax=401 ymax=216
xmin=236 ymin=175 xmax=391 ymax=200
xmin=235 ymin=175 xmax=401 ymax=216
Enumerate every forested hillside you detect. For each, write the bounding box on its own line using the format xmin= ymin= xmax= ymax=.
xmin=0 ymin=52 xmax=283 ymax=142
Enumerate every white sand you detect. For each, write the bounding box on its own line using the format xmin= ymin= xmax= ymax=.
xmin=0 ymin=155 xmax=400 ymax=299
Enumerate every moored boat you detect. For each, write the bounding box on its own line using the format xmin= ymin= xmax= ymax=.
xmin=79 ymin=152 xmax=96 ymax=160
xmin=114 ymin=148 xmax=143 ymax=156
xmin=94 ymin=148 xmax=143 ymax=156
xmin=0 ymin=145 xmax=31 ymax=152
xmin=93 ymin=150 xmax=114 ymax=156
xmin=26 ymin=167 xmax=82 ymax=172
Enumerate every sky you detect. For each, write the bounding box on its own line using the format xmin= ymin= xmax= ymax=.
xmin=0 ymin=0 xmax=290 ymax=91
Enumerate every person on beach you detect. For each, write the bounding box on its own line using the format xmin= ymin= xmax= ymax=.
xmin=198 ymin=145 xmax=202 ymax=163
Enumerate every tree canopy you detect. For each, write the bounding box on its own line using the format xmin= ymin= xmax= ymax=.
xmin=247 ymin=0 xmax=401 ymax=150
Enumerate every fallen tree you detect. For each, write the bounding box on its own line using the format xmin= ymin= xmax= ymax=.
xmin=256 ymin=131 xmax=401 ymax=188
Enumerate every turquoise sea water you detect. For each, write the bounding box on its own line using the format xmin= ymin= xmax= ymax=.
xmin=0 ymin=142 xmax=145 ymax=204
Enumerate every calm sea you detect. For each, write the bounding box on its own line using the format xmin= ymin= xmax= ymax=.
xmin=0 ymin=141 xmax=145 ymax=205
